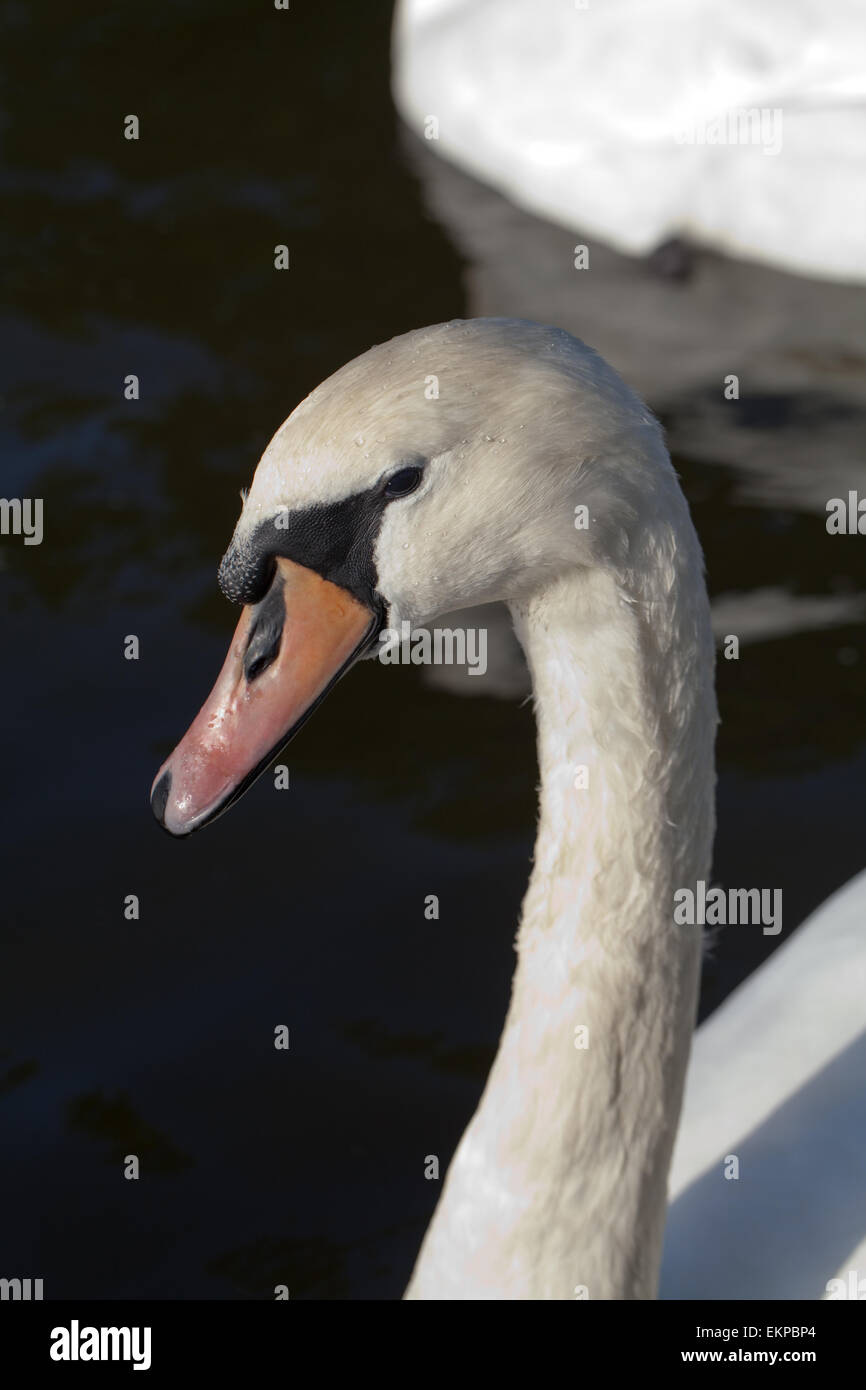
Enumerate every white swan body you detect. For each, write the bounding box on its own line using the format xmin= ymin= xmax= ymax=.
xmin=393 ymin=0 xmax=866 ymax=283
xmin=154 ymin=318 xmax=717 ymax=1297
xmin=663 ymin=867 xmax=866 ymax=1300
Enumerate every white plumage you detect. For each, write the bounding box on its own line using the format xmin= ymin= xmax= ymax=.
xmin=393 ymin=0 xmax=866 ymax=282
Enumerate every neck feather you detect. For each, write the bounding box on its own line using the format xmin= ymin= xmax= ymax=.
xmin=406 ymin=523 xmax=716 ymax=1300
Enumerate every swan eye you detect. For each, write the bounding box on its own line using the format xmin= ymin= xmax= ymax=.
xmin=385 ymin=465 xmax=423 ymax=498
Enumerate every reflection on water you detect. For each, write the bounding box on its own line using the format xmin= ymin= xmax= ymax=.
xmin=1 ymin=0 xmax=864 ymax=1298
xmin=345 ymin=1018 xmax=496 ymax=1081
xmin=207 ymin=1237 xmax=352 ymax=1301
xmin=67 ymin=1092 xmax=194 ymax=1174
xmin=0 ymin=1055 xmax=39 ymax=1097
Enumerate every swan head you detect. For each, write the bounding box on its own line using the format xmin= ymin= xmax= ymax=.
xmin=151 ymin=317 xmax=671 ymax=835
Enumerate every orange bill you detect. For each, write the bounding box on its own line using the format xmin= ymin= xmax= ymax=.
xmin=150 ymin=556 xmax=377 ymax=835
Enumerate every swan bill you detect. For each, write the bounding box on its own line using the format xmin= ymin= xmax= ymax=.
xmin=150 ymin=556 xmax=378 ymax=836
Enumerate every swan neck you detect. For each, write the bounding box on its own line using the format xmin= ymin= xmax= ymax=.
xmin=407 ymin=548 xmax=716 ymax=1300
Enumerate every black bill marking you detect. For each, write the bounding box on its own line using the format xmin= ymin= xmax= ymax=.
xmin=218 ymin=487 xmax=391 ymax=609
xmin=151 ymin=769 xmax=171 ymax=823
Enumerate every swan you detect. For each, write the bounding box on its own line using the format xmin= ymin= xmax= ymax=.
xmin=151 ymin=316 xmax=719 ymax=1299
xmin=393 ymin=0 xmax=866 ymax=283
xmin=662 ymin=866 xmax=866 ymax=1300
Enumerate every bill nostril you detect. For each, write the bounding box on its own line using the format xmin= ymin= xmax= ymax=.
xmin=151 ymin=769 xmax=172 ymax=824
xmin=244 ymin=576 xmax=285 ymax=682
xmin=244 ymin=622 xmax=282 ymax=682
xmin=245 ymin=648 xmax=277 ymax=682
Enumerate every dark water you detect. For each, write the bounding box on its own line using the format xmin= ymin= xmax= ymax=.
xmin=1 ymin=1 xmax=864 ymax=1299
